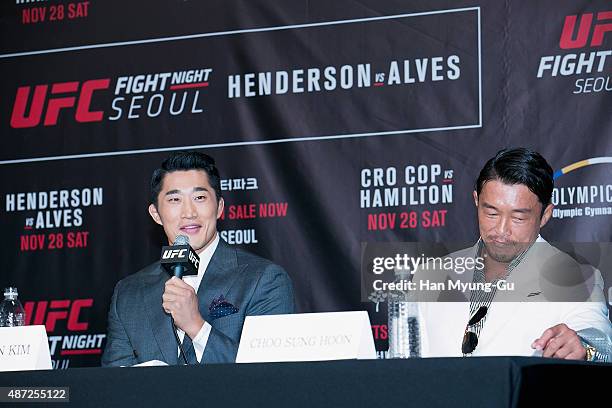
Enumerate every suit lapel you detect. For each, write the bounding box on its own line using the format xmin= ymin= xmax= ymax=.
xmin=495 ymin=242 xmax=549 ymax=301
xmin=141 ymin=266 xmax=178 ymax=365
xmin=197 ymin=240 xmax=244 ymax=322
xmin=477 ymin=243 xmax=549 ymax=349
xmin=139 ymin=241 xmax=243 ymax=365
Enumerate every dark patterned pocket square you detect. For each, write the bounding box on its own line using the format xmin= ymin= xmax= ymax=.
xmin=209 ymin=295 xmax=239 ymax=320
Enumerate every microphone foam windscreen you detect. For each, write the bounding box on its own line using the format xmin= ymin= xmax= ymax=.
xmin=174 ymin=235 xmax=189 ymax=245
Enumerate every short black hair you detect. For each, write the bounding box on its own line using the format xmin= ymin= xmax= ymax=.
xmin=475 ymin=148 xmax=554 ymax=208
xmin=150 ymin=151 xmax=222 ymax=206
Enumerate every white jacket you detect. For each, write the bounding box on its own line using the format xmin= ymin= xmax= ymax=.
xmin=415 ymin=238 xmax=612 ymax=357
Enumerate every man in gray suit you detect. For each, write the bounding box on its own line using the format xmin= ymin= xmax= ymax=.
xmin=102 ymin=151 xmax=294 ymax=366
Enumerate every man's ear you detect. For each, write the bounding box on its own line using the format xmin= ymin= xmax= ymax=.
xmin=539 ymin=203 xmax=554 ymax=228
xmin=216 ymin=197 xmax=225 ymax=219
xmin=473 ymin=191 xmax=479 ymax=208
xmin=148 ymin=203 xmax=163 ymax=225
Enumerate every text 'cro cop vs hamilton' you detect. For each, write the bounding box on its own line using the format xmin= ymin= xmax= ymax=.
xmin=360 ymin=164 xmax=453 ymax=231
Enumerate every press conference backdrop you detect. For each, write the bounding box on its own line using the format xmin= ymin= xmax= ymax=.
xmin=0 ymin=0 xmax=610 ymax=368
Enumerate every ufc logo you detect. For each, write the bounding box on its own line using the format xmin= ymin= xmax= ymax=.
xmin=10 ymin=78 xmax=110 ymax=128
xmin=162 ymin=248 xmax=187 ymax=259
xmin=188 ymin=251 xmax=200 ymax=269
xmin=23 ymin=299 xmax=93 ymax=332
xmin=560 ymin=11 xmax=612 ymax=49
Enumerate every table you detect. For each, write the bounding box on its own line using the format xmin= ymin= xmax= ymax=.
xmin=0 ymin=357 xmax=609 ymax=407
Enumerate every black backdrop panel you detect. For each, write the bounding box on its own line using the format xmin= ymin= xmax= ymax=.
xmin=0 ymin=0 xmax=610 ymax=367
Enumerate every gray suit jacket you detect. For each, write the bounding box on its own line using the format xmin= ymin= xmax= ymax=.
xmin=101 ymin=240 xmax=294 ymax=366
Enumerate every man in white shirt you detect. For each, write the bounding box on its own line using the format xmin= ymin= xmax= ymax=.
xmin=102 ymin=151 xmax=294 ymax=366
xmin=416 ymin=148 xmax=611 ymax=361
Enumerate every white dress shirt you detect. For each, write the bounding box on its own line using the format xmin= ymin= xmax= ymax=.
xmin=175 ymin=233 xmax=219 ymax=362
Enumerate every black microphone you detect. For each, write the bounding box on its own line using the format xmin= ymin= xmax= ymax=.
xmin=160 ymin=235 xmax=200 ymax=278
xmin=161 ymin=235 xmax=200 ymax=365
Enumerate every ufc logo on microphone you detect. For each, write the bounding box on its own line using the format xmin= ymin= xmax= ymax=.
xmin=188 ymin=251 xmax=200 ymax=269
xmin=162 ymin=248 xmax=187 ymax=259
xmin=560 ymin=11 xmax=612 ymax=49
xmin=10 ymin=78 xmax=110 ymax=128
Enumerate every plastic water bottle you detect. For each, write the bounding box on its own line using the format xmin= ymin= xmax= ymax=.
xmin=387 ymin=269 xmax=421 ymax=358
xmin=0 ymin=287 xmax=26 ymax=327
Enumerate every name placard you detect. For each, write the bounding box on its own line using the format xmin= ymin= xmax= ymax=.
xmin=0 ymin=325 xmax=52 ymax=372
xmin=236 ymin=311 xmax=376 ymax=363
